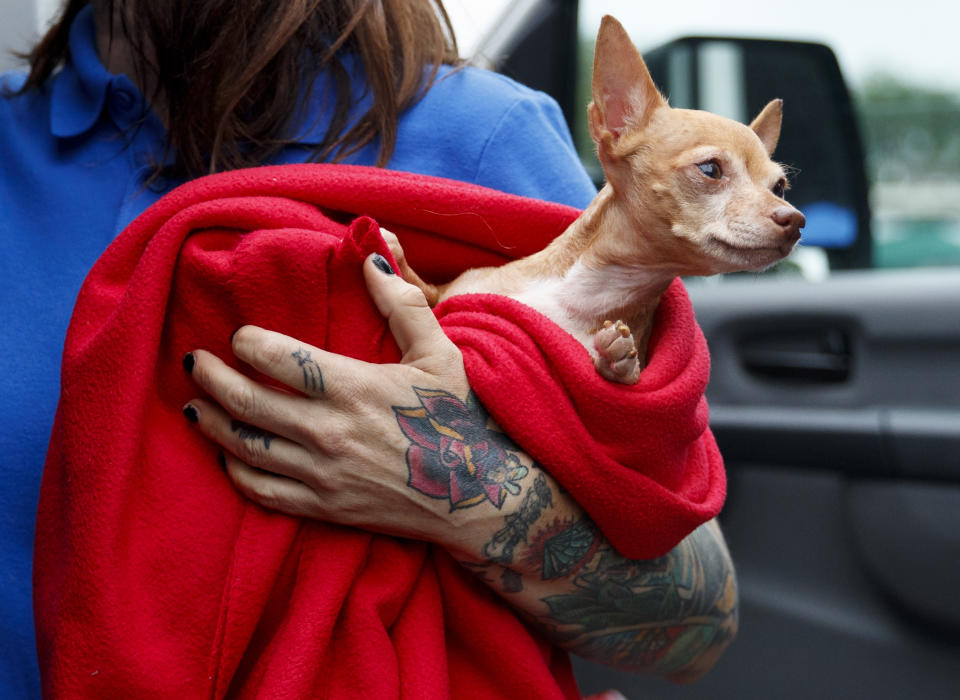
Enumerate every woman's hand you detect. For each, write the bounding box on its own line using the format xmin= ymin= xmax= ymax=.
xmin=183 ymin=253 xmax=479 ymax=548
xmin=182 ymin=252 xmax=737 ymax=679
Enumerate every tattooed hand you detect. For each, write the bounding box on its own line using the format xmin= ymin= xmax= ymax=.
xmin=181 ymin=253 xmax=482 ymax=545
xmin=182 ymin=252 xmax=737 ymax=679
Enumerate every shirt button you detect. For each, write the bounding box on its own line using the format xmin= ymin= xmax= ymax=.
xmin=136 ymin=165 xmax=172 ymax=194
xmin=111 ymin=89 xmax=136 ymax=115
xmin=148 ymin=175 xmax=170 ymax=194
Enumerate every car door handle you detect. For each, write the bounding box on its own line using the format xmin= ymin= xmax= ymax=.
xmin=738 ymin=327 xmax=851 ymax=382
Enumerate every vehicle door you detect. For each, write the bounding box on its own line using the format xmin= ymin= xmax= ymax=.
xmin=485 ymin=1 xmax=960 ymax=697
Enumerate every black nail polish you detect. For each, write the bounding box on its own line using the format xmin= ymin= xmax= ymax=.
xmin=183 ymin=404 xmax=199 ymax=423
xmin=182 ymin=352 xmax=195 ymax=374
xmin=217 ymin=451 xmax=226 ymax=469
xmin=372 ymin=254 xmax=395 ymax=275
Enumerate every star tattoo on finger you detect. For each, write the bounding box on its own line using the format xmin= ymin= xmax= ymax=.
xmin=292 ymin=347 xmax=324 ymax=393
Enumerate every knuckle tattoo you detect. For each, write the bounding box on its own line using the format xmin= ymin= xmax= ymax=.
xmin=236 ymin=439 xmax=263 ymax=465
xmin=230 ymin=419 xmax=273 ymax=458
xmin=240 ymin=437 xmax=265 ymax=464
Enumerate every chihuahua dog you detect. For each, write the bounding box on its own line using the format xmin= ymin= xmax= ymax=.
xmin=390 ymin=15 xmax=804 ymax=384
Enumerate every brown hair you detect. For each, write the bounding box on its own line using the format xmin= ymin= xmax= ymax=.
xmin=17 ymin=0 xmax=460 ymax=176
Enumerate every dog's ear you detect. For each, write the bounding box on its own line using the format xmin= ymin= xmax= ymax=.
xmin=588 ymin=15 xmax=666 ymax=151
xmin=749 ymin=99 xmax=783 ymax=156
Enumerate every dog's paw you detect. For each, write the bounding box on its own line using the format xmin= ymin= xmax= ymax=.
xmin=593 ymin=320 xmax=640 ymax=384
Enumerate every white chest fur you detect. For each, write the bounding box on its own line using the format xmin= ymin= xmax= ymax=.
xmin=509 ymin=260 xmax=669 ymax=356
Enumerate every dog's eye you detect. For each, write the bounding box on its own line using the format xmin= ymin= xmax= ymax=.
xmin=698 ymin=160 xmax=723 ymax=179
xmin=773 ymin=179 xmax=787 ymax=198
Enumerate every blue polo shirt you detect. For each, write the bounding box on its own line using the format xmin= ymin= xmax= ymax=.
xmin=0 ymin=6 xmax=595 ymax=697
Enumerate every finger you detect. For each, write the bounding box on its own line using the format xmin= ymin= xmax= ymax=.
xmin=230 ymin=326 xmax=392 ymax=406
xmin=231 ymin=326 xmax=330 ymax=398
xmin=378 ymin=226 xmax=402 ymax=259
xmin=184 ymin=398 xmax=312 ymax=480
xmin=221 ymin=452 xmax=325 ymax=519
xmin=379 ymin=227 xmax=440 ymax=306
xmin=188 ymin=348 xmax=311 ymax=443
xmin=362 ymin=253 xmax=459 ymax=367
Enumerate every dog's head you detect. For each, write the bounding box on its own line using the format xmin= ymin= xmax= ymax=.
xmin=587 ymin=16 xmax=804 ymax=275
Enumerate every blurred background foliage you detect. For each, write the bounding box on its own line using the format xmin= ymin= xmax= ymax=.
xmin=857 ymin=76 xmax=960 ymax=181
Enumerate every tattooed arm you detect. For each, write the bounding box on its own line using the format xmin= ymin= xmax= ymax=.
xmin=184 ymin=253 xmax=737 ymax=678
xmin=385 ymin=384 xmax=737 ymax=678
xmin=461 ymin=464 xmax=738 ymax=681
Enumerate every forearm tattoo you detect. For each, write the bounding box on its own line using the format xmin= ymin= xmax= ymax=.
xmin=539 ymin=521 xmax=738 ymax=675
xmin=476 ymin=472 xmax=554 ymax=594
xmin=475 ymin=463 xmax=734 ymax=673
xmin=393 ymin=388 xmax=528 ymax=510
xmin=482 ymin=473 xmax=552 ymax=564
xmin=393 ymin=384 xmax=736 ymax=674
xmin=527 ymin=516 xmax=599 ymax=580
xmin=292 ymin=347 xmax=324 ymax=393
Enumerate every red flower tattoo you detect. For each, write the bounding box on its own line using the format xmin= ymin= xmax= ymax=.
xmin=393 ymin=388 xmax=528 ymax=510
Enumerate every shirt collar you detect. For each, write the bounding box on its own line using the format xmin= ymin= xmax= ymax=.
xmin=49 ymin=5 xmax=149 ymax=139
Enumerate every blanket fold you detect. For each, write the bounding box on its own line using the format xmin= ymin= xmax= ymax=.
xmin=34 ymin=164 xmax=724 ymax=699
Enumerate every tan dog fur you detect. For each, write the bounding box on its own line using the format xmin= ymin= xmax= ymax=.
xmin=391 ymin=15 xmax=804 ymax=384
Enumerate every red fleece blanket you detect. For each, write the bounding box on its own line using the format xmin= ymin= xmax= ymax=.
xmin=34 ymin=164 xmax=724 ymax=699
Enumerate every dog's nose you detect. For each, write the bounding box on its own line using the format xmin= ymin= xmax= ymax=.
xmin=772 ymin=206 xmax=805 ymax=239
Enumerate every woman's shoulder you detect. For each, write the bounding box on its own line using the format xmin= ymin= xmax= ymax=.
xmin=0 ymin=70 xmax=28 ymax=94
xmin=411 ymin=64 xmax=569 ymax=138
xmin=393 ymin=65 xmax=597 ymax=208
xmin=0 ymin=71 xmax=31 ymax=119
xmin=431 ymin=64 xmax=554 ymax=107
xmin=0 ymin=70 xmax=51 ymax=153
xmin=0 ymin=70 xmax=49 ymax=129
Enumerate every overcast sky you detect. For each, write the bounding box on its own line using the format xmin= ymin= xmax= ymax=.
xmin=447 ymin=0 xmax=960 ymax=92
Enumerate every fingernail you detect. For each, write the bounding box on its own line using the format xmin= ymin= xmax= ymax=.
xmin=183 ymin=404 xmax=199 ymax=423
xmin=230 ymin=327 xmax=242 ymax=344
xmin=182 ymin=352 xmax=195 ymax=374
xmin=371 ymin=253 xmax=395 ymax=275
xmin=217 ymin=451 xmax=226 ymax=469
